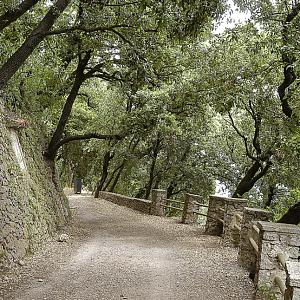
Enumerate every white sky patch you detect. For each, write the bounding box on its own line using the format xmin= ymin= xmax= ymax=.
xmin=214 ymin=0 xmax=251 ymax=34
xmin=215 ymin=180 xmax=230 ymax=196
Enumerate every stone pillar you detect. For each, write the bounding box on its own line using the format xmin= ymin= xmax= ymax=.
xmin=238 ymin=208 xmax=273 ymax=274
xmin=285 ymin=261 xmax=300 ymax=300
xmin=205 ymin=195 xmax=226 ymax=236
xmin=255 ymin=222 xmax=300 ymax=297
xmin=223 ymin=197 xmax=248 ymax=247
xmin=181 ymin=193 xmax=199 ymax=224
xmin=150 ymin=189 xmax=167 ymax=216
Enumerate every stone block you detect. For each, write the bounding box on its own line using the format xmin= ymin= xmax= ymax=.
xmin=205 ymin=195 xmax=226 ymax=236
xmin=286 ymin=261 xmax=300 ymax=287
xmin=150 ymin=189 xmax=167 ymax=216
xmin=181 ymin=193 xmax=199 ymax=224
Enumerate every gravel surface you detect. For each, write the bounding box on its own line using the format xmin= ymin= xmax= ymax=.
xmin=0 ymin=194 xmax=255 ymax=300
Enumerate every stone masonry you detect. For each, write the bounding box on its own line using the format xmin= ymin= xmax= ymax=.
xmin=181 ymin=193 xmax=200 ymax=224
xmin=205 ymin=195 xmax=226 ymax=236
xmin=0 ymin=100 xmax=70 ymax=269
xmin=238 ymin=207 xmax=273 ymax=275
xmin=98 ymin=191 xmax=151 ymax=214
xmin=150 ymin=189 xmax=167 ymax=216
xmin=223 ymin=197 xmax=247 ymax=247
xmin=255 ymin=221 xmax=300 ymax=299
xmin=285 ymin=261 xmax=300 ymax=300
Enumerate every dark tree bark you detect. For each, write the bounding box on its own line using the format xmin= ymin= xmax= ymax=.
xmin=0 ymin=0 xmax=71 ymax=90
xmin=264 ymin=185 xmax=276 ymax=208
xmin=94 ymin=151 xmax=115 ymax=198
xmin=278 ymin=201 xmax=300 ymax=225
xmin=48 ymin=132 xmax=122 ymax=157
xmin=144 ymin=136 xmax=161 ymax=199
xmin=0 ymin=0 xmax=41 ymax=31
xmin=103 ymin=161 xmax=125 ymax=191
xmin=167 ymin=180 xmax=177 ymax=199
xmin=108 ymin=162 xmax=125 ymax=192
xmin=277 ymin=3 xmax=300 ymax=118
xmin=232 ymin=161 xmax=271 ymax=198
xmin=44 ymin=51 xmax=91 ymax=160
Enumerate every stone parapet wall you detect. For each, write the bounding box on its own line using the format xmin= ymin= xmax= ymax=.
xmin=223 ymin=197 xmax=247 ymax=247
xmin=150 ymin=189 xmax=167 ymax=216
xmin=99 ymin=191 xmax=151 ymax=214
xmin=285 ymin=261 xmax=300 ymax=300
xmin=0 ymin=100 xmax=70 ymax=269
xmin=238 ymin=208 xmax=273 ymax=274
xmin=181 ymin=193 xmax=199 ymax=224
xmin=205 ymin=195 xmax=226 ymax=236
xmin=254 ymin=222 xmax=300 ymax=299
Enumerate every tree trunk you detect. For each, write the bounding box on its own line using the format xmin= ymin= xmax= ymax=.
xmin=278 ymin=201 xmax=300 ymax=225
xmin=94 ymin=151 xmax=114 ymax=198
xmin=0 ymin=0 xmax=41 ymax=31
xmin=264 ymin=185 xmax=275 ymax=208
xmin=44 ymin=52 xmax=91 ymax=160
xmin=0 ymin=0 xmax=71 ymax=90
xmin=167 ymin=180 xmax=177 ymax=199
xmin=102 ymin=162 xmax=124 ymax=191
xmin=108 ymin=162 xmax=125 ymax=192
xmin=144 ymin=137 xmax=161 ymax=199
xmin=232 ymin=161 xmax=261 ymax=198
xmin=232 ymin=160 xmax=271 ymax=198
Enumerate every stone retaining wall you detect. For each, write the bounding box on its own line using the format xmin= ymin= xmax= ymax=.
xmin=99 ymin=191 xmax=151 ymax=214
xmin=0 ymin=100 xmax=70 ymax=269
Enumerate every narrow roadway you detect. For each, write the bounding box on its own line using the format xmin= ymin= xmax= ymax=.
xmin=1 ymin=194 xmax=254 ymax=300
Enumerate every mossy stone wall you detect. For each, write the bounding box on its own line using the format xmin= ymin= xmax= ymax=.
xmin=0 ymin=101 xmax=70 ymax=269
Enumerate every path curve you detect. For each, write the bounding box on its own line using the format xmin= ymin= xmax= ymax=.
xmin=0 ymin=194 xmax=254 ymax=300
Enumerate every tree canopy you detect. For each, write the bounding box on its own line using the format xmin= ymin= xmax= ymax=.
xmin=1 ymin=0 xmax=300 ymax=224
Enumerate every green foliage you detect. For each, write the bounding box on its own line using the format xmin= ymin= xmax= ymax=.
xmin=1 ymin=0 xmax=300 ymax=220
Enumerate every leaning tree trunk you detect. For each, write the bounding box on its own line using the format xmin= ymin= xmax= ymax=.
xmin=94 ymin=151 xmax=114 ymax=198
xmin=0 ymin=0 xmax=71 ymax=90
xmin=44 ymin=52 xmax=91 ymax=160
xmin=232 ymin=161 xmax=261 ymax=198
xmin=108 ymin=162 xmax=125 ymax=192
xmin=144 ymin=137 xmax=161 ymax=199
xmin=278 ymin=201 xmax=300 ymax=225
xmin=0 ymin=0 xmax=41 ymax=31
xmin=232 ymin=161 xmax=271 ymax=198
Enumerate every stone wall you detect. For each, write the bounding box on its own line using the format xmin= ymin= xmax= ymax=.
xmin=0 ymin=101 xmax=70 ymax=269
xmin=255 ymin=221 xmax=300 ymax=299
xmin=99 ymin=191 xmax=151 ymax=214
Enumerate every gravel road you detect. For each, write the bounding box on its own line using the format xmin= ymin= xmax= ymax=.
xmin=0 ymin=194 xmax=255 ymax=300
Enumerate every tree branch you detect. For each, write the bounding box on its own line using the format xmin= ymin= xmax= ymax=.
xmin=0 ymin=0 xmax=41 ymax=31
xmin=247 ymin=99 xmax=262 ymax=155
xmin=227 ymin=112 xmax=259 ymax=162
xmin=46 ymin=24 xmax=133 ymax=36
xmin=53 ymin=132 xmax=124 ymax=153
xmin=277 ymin=2 xmax=300 ymax=118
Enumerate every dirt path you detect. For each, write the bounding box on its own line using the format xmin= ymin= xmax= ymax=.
xmin=0 ymin=194 xmax=254 ymax=300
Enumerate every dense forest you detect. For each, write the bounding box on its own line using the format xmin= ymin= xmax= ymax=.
xmin=0 ymin=0 xmax=299 ymax=223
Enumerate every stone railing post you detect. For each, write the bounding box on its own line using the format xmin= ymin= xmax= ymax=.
xmin=238 ymin=208 xmax=273 ymax=274
xmin=150 ymin=189 xmax=167 ymax=216
xmin=254 ymin=222 xmax=300 ymax=297
xmin=205 ymin=195 xmax=226 ymax=236
xmin=223 ymin=197 xmax=247 ymax=247
xmin=285 ymin=261 xmax=300 ymax=300
xmin=181 ymin=193 xmax=200 ymax=224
